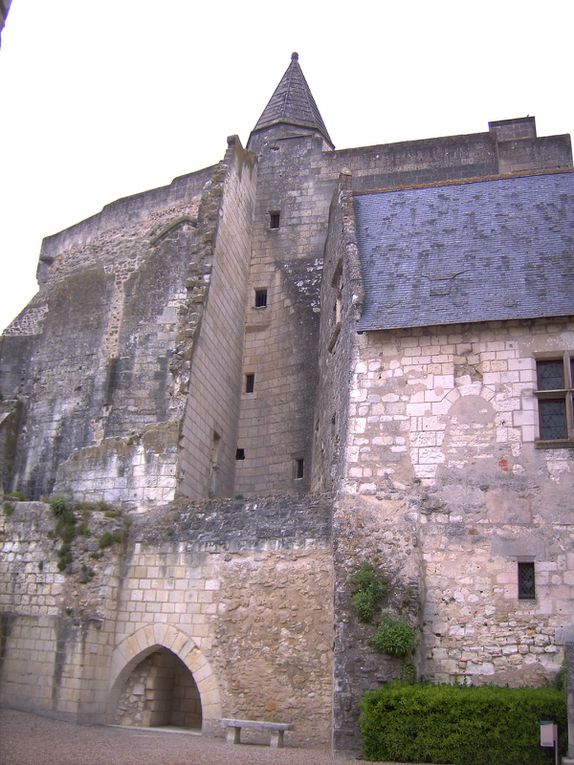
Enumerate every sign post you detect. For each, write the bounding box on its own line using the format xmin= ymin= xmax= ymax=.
xmin=540 ymin=722 xmax=558 ymax=765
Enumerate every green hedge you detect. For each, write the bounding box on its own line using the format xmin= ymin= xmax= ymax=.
xmin=360 ymin=683 xmax=567 ymax=764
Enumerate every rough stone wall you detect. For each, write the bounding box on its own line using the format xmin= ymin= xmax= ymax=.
xmin=0 ymin=166 xmax=214 ymax=501
xmin=0 ymin=502 xmax=124 ymax=722
xmin=178 ymin=137 xmax=257 ymax=499
xmin=311 ymin=172 xmax=363 ymax=493
xmin=53 ymin=421 xmax=179 ymax=511
xmin=236 ymin=129 xmax=332 ymax=496
xmin=336 ymin=320 xmax=572 ymax=720
xmin=237 ymin=119 xmax=571 ymax=499
xmin=0 ymin=399 xmax=20 ymax=494
xmin=326 ymin=120 xmax=572 ymax=191
xmin=0 ymin=495 xmax=333 ymax=745
xmin=330 ymin=317 xmax=574 ymax=749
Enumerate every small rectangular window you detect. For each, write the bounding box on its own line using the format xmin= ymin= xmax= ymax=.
xmin=254 ymin=288 xmax=268 ymax=308
xmin=245 ymin=373 xmax=255 ymax=393
xmin=235 ymin=448 xmax=245 ymax=460
xmin=534 ymin=353 xmax=573 ymax=444
xmin=518 ymin=561 xmax=535 ymax=599
xmin=294 ymin=458 xmax=304 ymax=480
xmin=269 ymin=211 xmax=280 ymax=229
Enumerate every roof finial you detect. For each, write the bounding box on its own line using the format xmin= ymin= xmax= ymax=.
xmin=291 ymin=52 xmax=299 ymax=61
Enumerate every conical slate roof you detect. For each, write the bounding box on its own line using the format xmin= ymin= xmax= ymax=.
xmin=250 ymin=52 xmax=333 ymax=147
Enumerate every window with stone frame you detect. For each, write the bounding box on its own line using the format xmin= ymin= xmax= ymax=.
xmin=534 ymin=352 xmax=574 ymax=445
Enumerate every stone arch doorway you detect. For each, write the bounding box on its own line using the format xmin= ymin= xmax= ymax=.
xmin=113 ymin=647 xmax=202 ymax=729
xmin=108 ymin=625 xmax=222 ymax=732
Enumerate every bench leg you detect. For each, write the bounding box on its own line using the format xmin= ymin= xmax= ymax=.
xmin=226 ymin=726 xmax=241 ymax=745
xmin=270 ymin=730 xmax=284 ymax=748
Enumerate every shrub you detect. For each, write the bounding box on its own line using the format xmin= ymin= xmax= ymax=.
xmin=360 ymin=683 xmax=567 ymax=764
xmin=350 ymin=562 xmax=388 ymax=623
xmin=371 ymin=616 xmax=417 ymax=658
xmin=57 ymin=542 xmax=73 ymax=571
xmin=50 ymin=497 xmax=77 ymax=570
xmin=98 ymin=530 xmax=124 ymax=549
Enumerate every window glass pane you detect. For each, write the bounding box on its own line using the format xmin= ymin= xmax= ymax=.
xmin=537 ymin=360 xmax=564 ymax=390
xmin=539 ymin=399 xmax=567 ymax=440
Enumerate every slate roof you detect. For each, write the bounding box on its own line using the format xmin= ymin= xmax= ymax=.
xmin=354 ymin=171 xmax=574 ymax=331
xmin=251 ymin=52 xmax=333 ymax=147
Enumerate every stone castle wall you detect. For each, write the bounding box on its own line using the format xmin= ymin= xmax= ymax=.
xmin=1 ymin=101 xmax=572 ymax=753
xmin=236 ymin=118 xmax=571 ymax=499
xmin=0 ymin=166 xmax=213 ymax=500
xmin=328 ymin=317 xmax=574 ymax=747
xmin=311 ymin=172 xmax=363 ymax=494
xmin=0 ymin=495 xmax=334 ymax=745
xmin=178 ymin=138 xmax=257 ymax=499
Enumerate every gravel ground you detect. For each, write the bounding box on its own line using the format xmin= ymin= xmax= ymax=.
xmin=0 ymin=708 xmax=406 ymax=765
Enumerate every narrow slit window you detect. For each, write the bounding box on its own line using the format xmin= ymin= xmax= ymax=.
xmin=518 ymin=561 xmax=536 ymax=600
xmin=255 ymin=288 xmax=268 ymax=308
xmin=269 ymin=211 xmax=280 ymax=229
xmin=235 ymin=448 xmax=245 ymax=460
xmin=294 ymin=458 xmax=304 ymax=480
xmin=245 ymin=373 xmax=255 ymax=393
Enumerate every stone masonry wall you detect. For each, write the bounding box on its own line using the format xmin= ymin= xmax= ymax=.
xmin=237 ymin=120 xmax=570 ymax=499
xmin=0 ymin=495 xmax=333 ymax=745
xmin=1 ymin=167 xmax=213 ymax=500
xmin=311 ymin=172 xmax=363 ymax=493
xmin=236 ymin=129 xmax=330 ymax=496
xmin=178 ymin=137 xmax=257 ymax=499
xmin=312 ymin=172 xmax=425 ymax=750
xmin=343 ymin=318 xmax=574 ymax=674
xmin=53 ymin=421 xmax=179 ymax=512
xmin=331 ymin=317 xmax=574 ymax=750
xmin=0 ymin=502 xmax=124 ymax=722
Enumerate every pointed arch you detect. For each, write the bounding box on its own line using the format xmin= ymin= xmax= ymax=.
xmin=108 ymin=624 xmax=221 ymax=726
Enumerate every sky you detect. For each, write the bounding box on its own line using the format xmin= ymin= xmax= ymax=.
xmin=1 ymin=0 xmax=573 ymax=332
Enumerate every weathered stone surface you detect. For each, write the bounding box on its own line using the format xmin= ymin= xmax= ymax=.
xmin=0 ymin=55 xmax=572 ymax=755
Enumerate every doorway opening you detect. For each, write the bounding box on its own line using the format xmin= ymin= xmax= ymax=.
xmin=113 ymin=648 xmax=202 ymax=730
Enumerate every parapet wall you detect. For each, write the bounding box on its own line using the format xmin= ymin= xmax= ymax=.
xmin=36 ymin=166 xmax=216 ymax=278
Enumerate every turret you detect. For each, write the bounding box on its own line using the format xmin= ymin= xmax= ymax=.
xmin=248 ymin=52 xmax=333 ymax=150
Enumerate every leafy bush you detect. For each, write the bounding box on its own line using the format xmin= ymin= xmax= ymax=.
xmin=360 ymin=683 xmax=567 ymax=764
xmin=371 ymin=615 xmax=417 ymax=657
xmin=350 ymin=562 xmax=388 ymax=623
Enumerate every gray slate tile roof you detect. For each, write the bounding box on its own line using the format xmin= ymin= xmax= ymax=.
xmin=251 ymin=53 xmax=333 ymax=147
xmin=354 ymin=171 xmax=574 ymax=331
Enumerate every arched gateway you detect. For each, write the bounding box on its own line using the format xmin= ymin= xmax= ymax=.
xmin=108 ymin=624 xmax=222 ymax=731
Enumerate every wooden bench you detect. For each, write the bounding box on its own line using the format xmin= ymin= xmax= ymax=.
xmin=220 ymin=718 xmax=294 ymax=748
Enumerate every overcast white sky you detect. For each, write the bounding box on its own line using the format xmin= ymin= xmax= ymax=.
xmin=1 ymin=0 xmax=573 ymax=332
